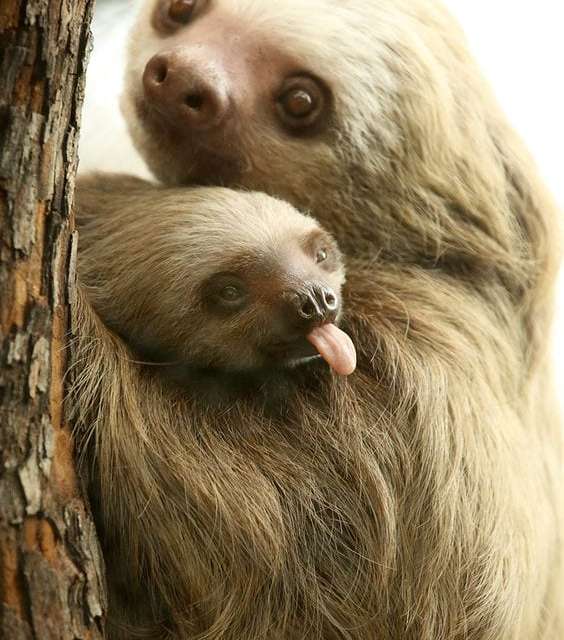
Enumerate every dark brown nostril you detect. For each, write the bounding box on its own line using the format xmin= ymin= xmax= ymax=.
xmin=300 ymin=297 xmax=317 ymax=319
xmin=184 ymin=93 xmax=204 ymax=110
xmin=154 ymin=61 xmax=168 ymax=84
xmin=143 ymin=56 xmax=169 ymax=93
xmin=286 ymin=285 xmax=340 ymax=329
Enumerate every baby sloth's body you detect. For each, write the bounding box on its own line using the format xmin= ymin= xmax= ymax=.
xmin=73 ymin=174 xmax=361 ymax=638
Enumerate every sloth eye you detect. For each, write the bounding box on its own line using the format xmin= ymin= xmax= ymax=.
xmin=281 ymin=89 xmax=315 ymax=118
xmin=154 ymin=0 xmax=198 ymax=31
xmin=316 ymin=248 xmax=328 ymax=264
xmin=203 ymin=274 xmax=249 ymax=315
xmin=219 ymin=285 xmax=243 ymax=302
xmin=167 ymin=0 xmax=196 ymax=24
xmin=276 ymin=76 xmax=326 ymax=132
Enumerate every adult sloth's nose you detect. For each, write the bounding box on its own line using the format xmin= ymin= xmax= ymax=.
xmin=143 ymin=48 xmax=231 ymax=131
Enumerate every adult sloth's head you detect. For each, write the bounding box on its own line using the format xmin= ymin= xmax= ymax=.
xmin=123 ymin=0 xmax=432 ymax=212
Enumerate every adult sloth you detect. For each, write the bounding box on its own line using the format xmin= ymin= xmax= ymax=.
xmin=74 ymin=0 xmax=563 ymax=638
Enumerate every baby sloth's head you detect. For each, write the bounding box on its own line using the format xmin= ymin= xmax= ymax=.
xmin=77 ymin=176 xmax=356 ymax=380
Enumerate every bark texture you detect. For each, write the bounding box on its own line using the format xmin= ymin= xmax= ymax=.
xmin=0 ymin=2 xmax=105 ymax=638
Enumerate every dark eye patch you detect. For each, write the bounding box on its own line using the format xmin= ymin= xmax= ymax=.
xmin=168 ymin=0 xmax=196 ymax=24
xmin=276 ymin=75 xmax=331 ymax=136
xmin=153 ymin=0 xmax=203 ymax=33
xmin=201 ymin=273 xmax=249 ymax=315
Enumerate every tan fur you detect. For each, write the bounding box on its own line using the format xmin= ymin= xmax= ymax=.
xmin=73 ymin=1 xmax=563 ymax=638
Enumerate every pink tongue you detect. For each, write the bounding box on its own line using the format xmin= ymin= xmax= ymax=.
xmin=307 ymin=324 xmax=357 ymax=376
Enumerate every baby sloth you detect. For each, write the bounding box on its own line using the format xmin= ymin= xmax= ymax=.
xmin=76 ymin=173 xmax=356 ymax=402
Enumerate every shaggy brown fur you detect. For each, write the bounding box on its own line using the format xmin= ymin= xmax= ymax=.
xmin=72 ymin=0 xmax=563 ymax=638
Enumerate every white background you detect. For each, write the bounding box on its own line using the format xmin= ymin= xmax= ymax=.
xmin=81 ymin=0 xmax=563 ymax=392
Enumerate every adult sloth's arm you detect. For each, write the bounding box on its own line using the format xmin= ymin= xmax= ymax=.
xmin=342 ymin=260 xmax=562 ymax=637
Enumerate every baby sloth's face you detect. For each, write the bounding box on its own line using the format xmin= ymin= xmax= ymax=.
xmin=193 ymin=228 xmax=355 ymax=376
xmin=123 ymin=189 xmax=356 ymax=377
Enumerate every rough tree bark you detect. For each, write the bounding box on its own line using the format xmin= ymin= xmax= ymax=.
xmin=0 ymin=2 xmax=106 ymax=639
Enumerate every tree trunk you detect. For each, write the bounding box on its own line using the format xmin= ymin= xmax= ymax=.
xmin=0 ymin=2 xmax=106 ymax=639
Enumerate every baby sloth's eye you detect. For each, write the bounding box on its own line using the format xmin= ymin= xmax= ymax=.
xmin=203 ymin=274 xmax=249 ymax=315
xmin=316 ymin=248 xmax=328 ymax=264
xmin=220 ymin=285 xmax=243 ymax=302
xmin=167 ymin=0 xmax=196 ymax=24
xmin=277 ymin=76 xmax=326 ymax=132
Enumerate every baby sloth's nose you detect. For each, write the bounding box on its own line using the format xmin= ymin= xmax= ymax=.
xmin=143 ymin=49 xmax=230 ymax=131
xmin=290 ymin=284 xmax=340 ymax=327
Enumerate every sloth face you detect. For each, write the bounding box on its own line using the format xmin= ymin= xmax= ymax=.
xmin=190 ymin=229 xmax=355 ymax=376
xmin=139 ymin=225 xmax=355 ymax=377
xmin=122 ymin=0 xmax=401 ymax=216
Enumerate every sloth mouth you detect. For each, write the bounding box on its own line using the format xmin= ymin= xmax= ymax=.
xmin=266 ymin=337 xmax=321 ymax=365
xmin=134 ymin=95 xmax=243 ymax=185
xmin=266 ymin=324 xmax=357 ymax=376
xmin=265 ymin=323 xmax=357 ymax=376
